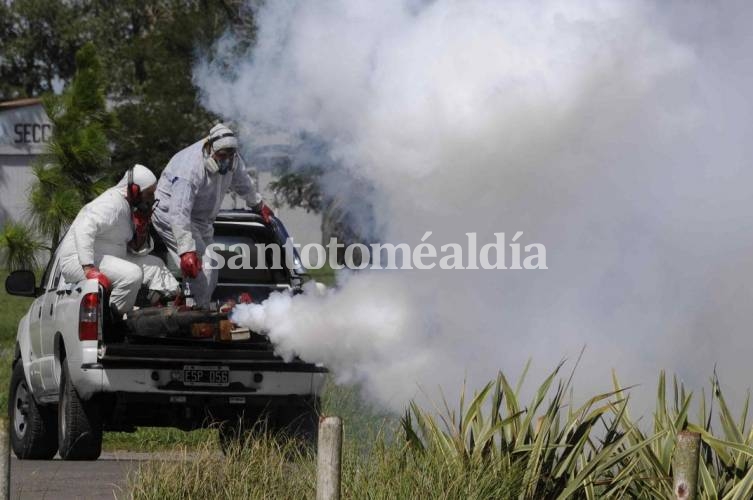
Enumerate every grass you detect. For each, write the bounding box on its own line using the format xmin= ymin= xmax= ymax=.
xmin=321 ymin=378 xmax=395 ymax=444
xmin=128 ymin=430 xmax=526 ymax=500
xmin=125 ymin=364 xmax=753 ymax=499
xmin=0 ymin=270 xmax=35 ymax=416
xmin=128 ymin=434 xmax=317 ymax=499
xmin=0 ymin=270 xmax=35 ymax=346
xmin=104 ymin=428 xmax=217 ymax=452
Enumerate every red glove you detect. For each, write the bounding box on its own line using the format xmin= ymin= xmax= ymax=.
xmin=180 ymin=251 xmax=201 ymax=279
xmin=130 ymin=210 xmax=150 ymax=250
xmin=85 ymin=267 xmax=112 ymax=291
xmin=254 ymin=201 xmax=274 ymax=224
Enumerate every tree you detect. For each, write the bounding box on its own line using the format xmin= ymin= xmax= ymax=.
xmin=2 ymin=1 xmax=255 ymax=177
xmin=0 ymin=221 xmax=44 ymax=271
xmin=107 ymin=0 xmax=256 ymax=175
xmin=270 ymin=160 xmax=377 ymax=253
xmin=0 ymin=0 xmax=86 ymax=100
xmin=269 ymin=162 xmax=325 ymax=214
xmin=29 ymin=42 xmax=115 ymax=248
xmin=1 ymin=2 xmax=257 ymax=252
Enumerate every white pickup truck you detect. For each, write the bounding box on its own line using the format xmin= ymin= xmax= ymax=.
xmin=5 ymin=211 xmax=326 ymax=460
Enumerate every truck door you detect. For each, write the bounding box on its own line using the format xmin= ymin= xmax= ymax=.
xmin=26 ymin=256 xmax=60 ymax=394
xmin=37 ymin=256 xmax=63 ymax=393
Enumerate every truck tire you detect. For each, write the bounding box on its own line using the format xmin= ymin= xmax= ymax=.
xmin=58 ymin=361 xmax=102 ymax=460
xmin=8 ymin=361 xmax=58 ymax=459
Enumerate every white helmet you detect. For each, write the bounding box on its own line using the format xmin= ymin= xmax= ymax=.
xmin=120 ymin=163 xmax=157 ymax=207
xmin=205 ymin=123 xmax=239 ymax=174
xmin=118 ymin=163 xmax=156 ymax=192
xmin=209 ymin=123 xmax=238 ymax=152
xmin=129 ymin=163 xmax=157 ymax=190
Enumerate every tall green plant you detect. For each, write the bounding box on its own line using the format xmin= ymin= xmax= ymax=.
xmin=610 ymin=372 xmax=753 ymax=499
xmin=401 ymin=361 xmax=647 ymax=499
xmin=29 ymin=42 xmax=114 ymax=248
xmin=0 ymin=221 xmax=44 ymax=270
xmin=402 ymin=366 xmax=753 ymax=500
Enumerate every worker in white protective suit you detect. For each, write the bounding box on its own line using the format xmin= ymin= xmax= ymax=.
xmin=152 ymin=123 xmax=273 ymax=308
xmin=59 ymin=164 xmax=180 ymax=314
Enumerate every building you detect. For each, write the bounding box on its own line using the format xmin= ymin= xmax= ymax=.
xmin=0 ymin=98 xmax=52 ymax=228
xmin=0 ymin=98 xmax=321 ymax=248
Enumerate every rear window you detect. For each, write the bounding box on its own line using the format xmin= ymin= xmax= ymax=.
xmin=212 ymin=224 xmax=290 ymax=285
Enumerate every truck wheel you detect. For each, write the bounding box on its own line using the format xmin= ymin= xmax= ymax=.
xmin=8 ymin=361 xmax=58 ymax=459
xmin=58 ymin=361 xmax=102 ymax=460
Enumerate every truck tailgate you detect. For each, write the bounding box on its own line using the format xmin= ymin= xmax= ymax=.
xmin=95 ymin=342 xmax=326 ymax=372
xmin=90 ymin=344 xmax=327 ymax=373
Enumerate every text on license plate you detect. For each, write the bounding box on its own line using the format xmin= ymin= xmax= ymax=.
xmin=183 ymin=365 xmax=230 ymax=387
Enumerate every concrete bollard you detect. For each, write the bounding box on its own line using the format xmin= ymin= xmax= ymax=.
xmin=673 ymin=431 xmax=701 ymax=500
xmin=316 ymin=416 xmax=343 ymax=500
xmin=0 ymin=418 xmax=9 ymax=500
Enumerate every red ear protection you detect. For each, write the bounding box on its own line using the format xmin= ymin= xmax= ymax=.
xmin=126 ymin=168 xmax=141 ymax=205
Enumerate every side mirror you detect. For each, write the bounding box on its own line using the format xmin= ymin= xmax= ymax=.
xmin=5 ymin=270 xmax=37 ymax=297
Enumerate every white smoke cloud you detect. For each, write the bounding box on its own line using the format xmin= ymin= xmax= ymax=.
xmin=199 ymin=0 xmax=753 ymax=411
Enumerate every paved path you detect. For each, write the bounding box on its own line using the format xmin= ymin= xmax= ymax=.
xmin=10 ymin=452 xmax=176 ymax=500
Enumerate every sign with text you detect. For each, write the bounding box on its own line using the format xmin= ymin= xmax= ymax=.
xmin=0 ymin=103 xmax=53 ymax=155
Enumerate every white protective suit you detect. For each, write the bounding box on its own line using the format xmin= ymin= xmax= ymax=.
xmin=152 ymin=138 xmax=262 ymax=307
xmin=59 ymin=171 xmax=180 ymax=313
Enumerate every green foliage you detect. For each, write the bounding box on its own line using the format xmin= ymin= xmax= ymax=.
xmin=42 ymin=42 xmax=114 ymax=198
xmin=402 ymin=367 xmax=753 ymax=499
xmin=0 ymin=0 xmax=85 ymax=99
xmin=610 ymin=372 xmax=753 ymax=499
xmin=101 ymin=1 xmax=256 ymax=175
xmin=304 ymin=261 xmax=337 ymax=287
xmin=104 ymin=427 xmax=215 ymax=452
xmin=1 ymin=1 xmax=255 ymax=177
xmin=269 ymin=163 xmax=325 ymax=214
xmin=692 ymin=374 xmax=753 ymax=499
xmin=341 ymin=434 xmax=525 ymax=500
xmin=129 ymin=434 xmax=314 ymax=499
xmin=28 ymin=164 xmax=82 ymax=246
xmin=0 ymin=223 xmax=44 ymax=271
xmin=28 ymin=42 xmax=114 ymax=247
xmin=0 ymin=269 xmax=36 ymax=417
xmin=128 ymin=424 xmax=525 ymax=500
xmin=402 ymin=361 xmax=639 ymax=499
xmin=0 ymin=352 xmax=745 ymax=498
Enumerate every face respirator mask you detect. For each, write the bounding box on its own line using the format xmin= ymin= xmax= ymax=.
xmin=217 ymin=154 xmax=236 ymax=174
xmin=204 ymin=148 xmax=238 ymax=175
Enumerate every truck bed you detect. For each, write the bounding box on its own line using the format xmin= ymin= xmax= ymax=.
xmin=97 ymin=305 xmax=325 ymax=373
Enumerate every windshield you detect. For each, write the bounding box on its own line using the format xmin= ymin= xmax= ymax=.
xmin=212 ymin=224 xmax=290 ymax=285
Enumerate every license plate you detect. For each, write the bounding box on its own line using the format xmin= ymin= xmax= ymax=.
xmin=182 ymin=365 xmax=230 ymax=387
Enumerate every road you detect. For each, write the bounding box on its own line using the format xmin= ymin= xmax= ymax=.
xmin=10 ymin=452 xmax=159 ymax=500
